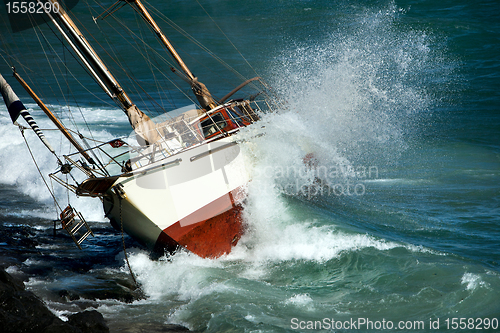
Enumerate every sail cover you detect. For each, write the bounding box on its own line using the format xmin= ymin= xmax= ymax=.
xmin=0 ymin=73 xmax=56 ymax=154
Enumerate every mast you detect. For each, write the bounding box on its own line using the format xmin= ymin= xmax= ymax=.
xmin=41 ymin=0 xmax=160 ymax=145
xmin=129 ymin=0 xmax=217 ymax=111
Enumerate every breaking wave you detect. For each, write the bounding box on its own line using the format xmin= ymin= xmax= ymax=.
xmin=0 ymin=103 xmax=124 ymax=221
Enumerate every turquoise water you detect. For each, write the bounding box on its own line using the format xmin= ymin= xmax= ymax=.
xmin=0 ymin=0 xmax=499 ymax=332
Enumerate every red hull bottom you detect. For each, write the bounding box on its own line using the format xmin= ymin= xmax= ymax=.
xmin=153 ymin=188 xmax=245 ymax=258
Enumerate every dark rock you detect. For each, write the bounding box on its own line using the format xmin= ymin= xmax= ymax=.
xmin=68 ymin=310 xmax=109 ymax=333
xmin=0 ymin=267 xmax=109 ymax=333
xmin=0 ymin=269 xmax=60 ymax=333
xmin=60 ymin=278 xmax=145 ymax=304
xmin=17 ymin=236 xmax=39 ymax=248
xmin=41 ymin=320 xmax=79 ymax=333
xmin=58 ymin=289 xmax=81 ymax=301
xmin=162 ymin=324 xmax=191 ymax=332
xmin=0 ymin=267 xmax=25 ymax=291
xmin=76 ymin=286 xmax=137 ymax=303
xmin=109 ymin=322 xmax=191 ymax=332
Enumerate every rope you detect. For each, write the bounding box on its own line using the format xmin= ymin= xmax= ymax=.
xmin=20 ymin=126 xmax=62 ymax=212
xmin=194 ymin=0 xmax=260 ymax=78
xmin=119 ymin=196 xmax=139 ymax=287
xmin=80 ymin=0 xmax=193 ymax=113
xmin=20 ymin=91 xmax=137 ymax=289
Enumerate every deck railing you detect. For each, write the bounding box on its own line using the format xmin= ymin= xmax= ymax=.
xmin=50 ymin=99 xmax=275 ymax=192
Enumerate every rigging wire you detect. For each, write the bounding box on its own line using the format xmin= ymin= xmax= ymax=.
xmin=22 ymin=16 xmax=110 ymax=165
xmin=78 ymin=0 xmax=196 ymax=115
xmin=137 ymin=9 xmax=178 ymax=113
xmin=194 ymin=0 xmax=260 ymax=78
xmin=143 ymin=0 xmax=255 ymax=86
xmin=2 ymin=16 xmax=61 ymax=107
xmin=133 ymin=7 xmax=166 ymax=112
xmin=119 ymin=197 xmax=139 ymax=287
xmin=1 ymin=11 xmax=117 ymax=110
xmin=32 ymin=22 xmax=76 ymax=131
xmin=20 ymin=126 xmax=62 ymax=213
xmin=34 ymin=11 xmax=116 ymax=109
xmin=0 ymin=52 xmax=12 ymax=70
xmin=86 ymin=0 xmax=265 ymax=113
xmin=77 ymin=6 xmax=145 ymax=107
xmin=190 ymin=1 xmax=277 ymax=99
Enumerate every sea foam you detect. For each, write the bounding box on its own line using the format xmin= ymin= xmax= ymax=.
xmin=0 ymin=103 xmax=125 ymax=221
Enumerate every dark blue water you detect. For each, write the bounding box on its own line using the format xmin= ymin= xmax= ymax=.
xmin=0 ymin=0 xmax=499 ymax=332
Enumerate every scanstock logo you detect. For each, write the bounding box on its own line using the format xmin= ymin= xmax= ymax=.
xmin=3 ymin=0 xmax=80 ymax=32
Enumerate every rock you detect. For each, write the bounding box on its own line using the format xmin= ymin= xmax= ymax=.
xmin=58 ymin=289 xmax=81 ymax=301
xmin=68 ymin=310 xmax=109 ymax=333
xmin=0 ymin=268 xmax=61 ymax=333
xmin=57 ymin=278 xmax=145 ymax=304
xmin=41 ymin=320 xmax=79 ymax=333
xmin=0 ymin=267 xmax=25 ymax=291
xmin=0 ymin=267 xmax=109 ymax=333
xmin=162 ymin=324 xmax=191 ymax=332
xmin=73 ymin=284 xmax=142 ymax=303
xmin=109 ymin=322 xmax=191 ymax=332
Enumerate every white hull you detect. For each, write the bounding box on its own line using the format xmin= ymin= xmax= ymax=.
xmin=103 ymin=136 xmax=249 ymax=258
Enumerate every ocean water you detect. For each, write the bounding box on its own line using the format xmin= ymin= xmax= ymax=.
xmin=1 ymin=0 xmax=499 ymax=332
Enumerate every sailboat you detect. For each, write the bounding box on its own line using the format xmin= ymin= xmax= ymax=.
xmin=0 ymin=0 xmax=278 ymax=258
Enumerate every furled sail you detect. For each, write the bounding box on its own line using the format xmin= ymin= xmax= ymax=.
xmin=0 ymin=73 xmax=56 ymax=154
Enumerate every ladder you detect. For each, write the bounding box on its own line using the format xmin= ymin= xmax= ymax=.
xmin=60 ymin=205 xmax=94 ymax=250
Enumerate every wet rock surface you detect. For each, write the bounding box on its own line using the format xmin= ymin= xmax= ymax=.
xmin=0 ymin=267 xmax=109 ymax=333
xmin=0 ymin=210 xmax=191 ymax=333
